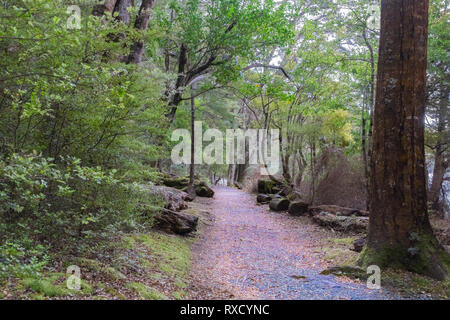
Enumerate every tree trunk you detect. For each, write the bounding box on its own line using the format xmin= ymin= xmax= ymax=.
xmin=167 ymin=44 xmax=188 ymax=122
xmin=126 ymin=0 xmax=155 ymax=64
xmin=429 ymin=82 xmax=449 ymax=214
xmin=227 ymin=164 xmax=235 ymax=187
xmin=187 ymin=86 xmax=196 ymax=198
xmin=113 ymin=0 xmax=133 ymax=26
xmin=93 ymin=0 xmax=117 ymax=17
xmin=361 ymin=0 xmax=448 ymax=280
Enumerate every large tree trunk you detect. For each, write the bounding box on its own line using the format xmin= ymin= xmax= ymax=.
xmin=361 ymin=0 xmax=448 ymax=280
xmin=93 ymin=0 xmax=117 ymax=17
xmin=429 ymin=82 xmax=449 ymax=214
xmin=113 ymin=0 xmax=133 ymax=25
xmin=126 ymin=0 xmax=155 ymax=64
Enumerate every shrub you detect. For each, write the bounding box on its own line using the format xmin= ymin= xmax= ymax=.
xmin=0 ymin=154 xmax=163 ymax=252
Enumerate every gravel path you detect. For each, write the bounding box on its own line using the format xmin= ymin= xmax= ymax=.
xmin=189 ymin=187 xmax=404 ymax=300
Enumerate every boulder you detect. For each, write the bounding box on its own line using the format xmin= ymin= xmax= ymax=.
xmin=257 ymin=179 xmax=281 ymax=194
xmin=162 ymin=175 xmax=190 ymax=189
xmin=162 ymin=174 xmax=214 ymax=198
xmin=308 ymin=205 xmax=369 ymax=217
xmin=312 ymin=213 xmax=368 ymax=233
xmin=288 ymin=201 xmax=309 ymax=216
xmin=195 ymin=182 xmax=214 ymax=198
xmin=154 ymin=209 xmax=198 ymax=235
xmin=149 ymin=186 xmax=189 ymax=212
xmin=352 ymin=237 xmax=366 ymax=252
xmin=257 ymin=194 xmax=272 ymax=204
xmin=269 ymin=198 xmax=290 ymax=212
xmin=278 ymin=185 xmax=293 ymax=197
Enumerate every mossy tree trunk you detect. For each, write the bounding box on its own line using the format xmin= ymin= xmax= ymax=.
xmin=361 ymin=0 xmax=449 ymax=280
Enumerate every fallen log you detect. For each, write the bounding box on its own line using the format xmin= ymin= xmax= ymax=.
xmin=312 ymin=212 xmax=368 ymax=233
xmin=308 ymin=205 xmax=369 ymax=217
xmin=269 ymin=197 xmax=290 ymax=212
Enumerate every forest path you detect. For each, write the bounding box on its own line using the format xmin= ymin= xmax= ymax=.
xmin=188 ymin=187 xmax=403 ymax=300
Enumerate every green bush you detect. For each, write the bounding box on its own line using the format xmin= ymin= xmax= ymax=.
xmin=0 ymin=239 xmax=49 ymax=280
xmin=0 ymin=154 xmax=163 ymax=252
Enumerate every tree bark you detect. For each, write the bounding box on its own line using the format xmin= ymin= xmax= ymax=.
xmin=361 ymin=0 xmax=448 ymax=280
xmin=429 ymin=82 xmax=449 ymax=213
xmin=126 ymin=0 xmax=155 ymax=64
xmin=113 ymin=0 xmax=133 ymax=26
xmin=93 ymin=0 xmax=117 ymax=17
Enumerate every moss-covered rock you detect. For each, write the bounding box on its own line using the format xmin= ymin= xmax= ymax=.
xmin=288 ymin=201 xmax=309 ymax=216
xmin=194 ymin=183 xmax=214 ymax=198
xmin=257 ymin=179 xmax=278 ymax=194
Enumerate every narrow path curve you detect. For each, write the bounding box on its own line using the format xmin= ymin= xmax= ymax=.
xmin=189 ymin=187 xmax=403 ymax=300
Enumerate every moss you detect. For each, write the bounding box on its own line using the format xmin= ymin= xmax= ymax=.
xmin=29 ymin=293 xmax=46 ymax=300
xmin=149 ymin=273 xmax=163 ymax=280
xmin=22 ymin=278 xmax=70 ymax=297
xmin=382 ymin=269 xmax=450 ymax=298
xmin=121 ymin=236 xmax=137 ymax=249
xmin=125 ymin=282 xmax=168 ymax=300
xmin=359 ymin=234 xmax=449 ymax=280
xmin=358 ymin=245 xmax=407 ymax=270
xmin=173 ymin=290 xmax=187 ymax=300
xmin=22 ymin=273 xmax=93 ymax=298
xmin=74 ymin=257 xmax=126 ymax=280
xmin=174 ymin=278 xmax=187 ymax=289
xmin=257 ymin=179 xmax=278 ymax=194
xmin=330 ymin=237 xmax=356 ymax=246
xmin=320 ymin=265 xmax=367 ymax=280
xmin=136 ymin=233 xmax=190 ymax=278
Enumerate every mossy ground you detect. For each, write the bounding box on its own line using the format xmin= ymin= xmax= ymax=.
xmin=315 ymin=233 xmax=449 ymax=299
xmin=358 ymin=233 xmax=450 ymax=281
xmin=0 ymin=230 xmax=193 ymax=300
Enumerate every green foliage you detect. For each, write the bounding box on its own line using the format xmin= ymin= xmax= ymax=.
xmin=0 ymin=154 xmax=162 ymax=251
xmin=0 ymin=239 xmax=49 ymax=280
xmin=125 ymin=282 xmax=168 ymax=300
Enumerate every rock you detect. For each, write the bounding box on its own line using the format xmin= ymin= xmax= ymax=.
xmin=269 ymin=198 xmax=290 ymax=212
xmin=312 ymin=214 xmax=368 ymax=233
xmin=184 ymin=193 xmax=195 ymax=202
xmin=257 ymin=179 xmax=281 ymax=194
xmin=352 ymin=237 xmax=366 ymax=252
xmin=288 ymin=201 xmax=309 ymax=216
xmin=162 ymin=174 xmax=214 ymax=198
xmin=162 ymin=175 xmax=190 ymax=189
xmin=308 ymin=205 xmax=369 ymax=217
xmin=195 ymin=182 xmax=214 ymax=198
xmin=149 ymin=186 xmax=189 ymax=212
xmin=257 ymin=194 xmax=272 ymax=204
xmin=154 ymin=209 xmax=198 ymax=235
xmin=278 ymin=185 xmax=293 ymax=197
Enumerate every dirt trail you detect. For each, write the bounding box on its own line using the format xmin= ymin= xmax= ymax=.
xmin=189 ymin=187 xmax=403 ymax=300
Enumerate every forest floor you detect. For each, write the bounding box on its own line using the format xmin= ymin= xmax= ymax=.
xmin=187 ymin=187 xmax=450 ymax=300
xmin=1 ymin=186 xmax=448 ymax=300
